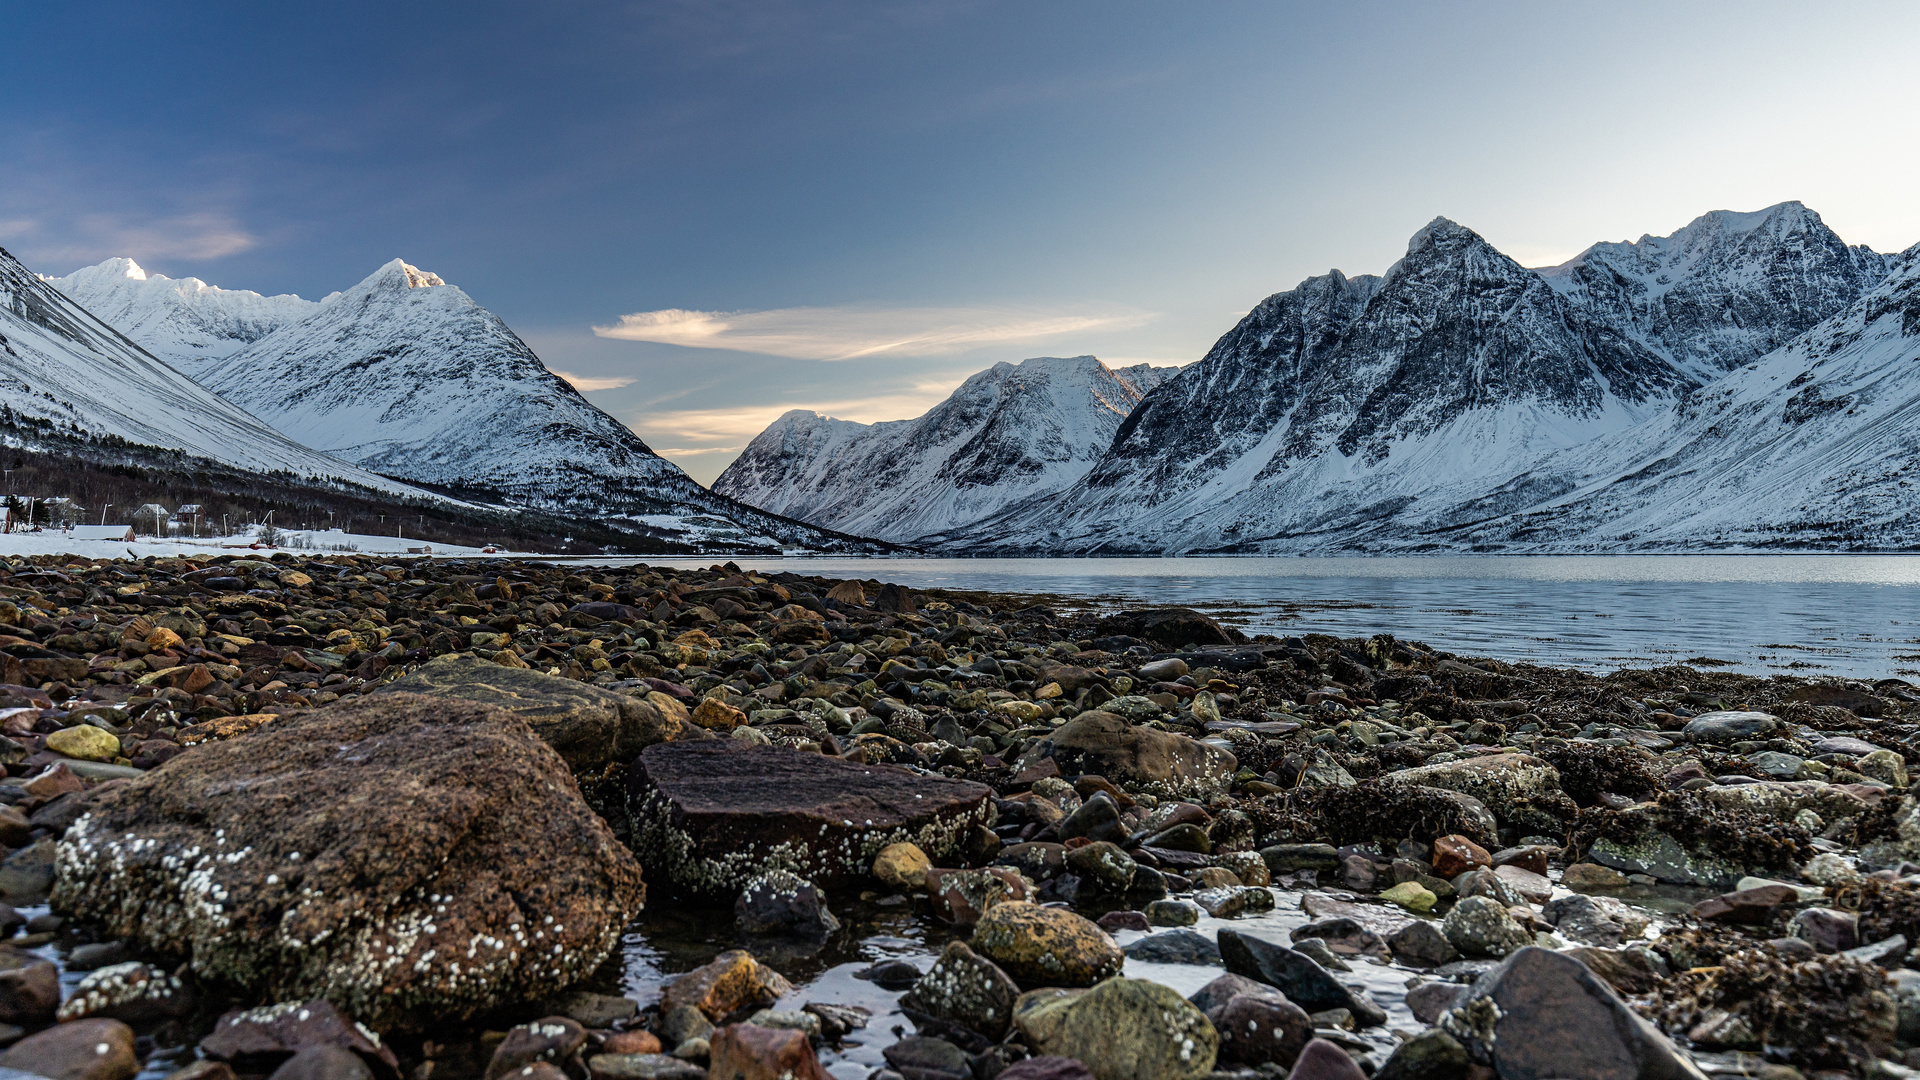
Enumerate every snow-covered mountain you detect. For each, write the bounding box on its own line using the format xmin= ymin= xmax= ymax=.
xmin=47 ymin=258 xmax=316 ymax=369
xmin=0 ymin=246 xmax=420 ymax=493
xmin=713 ymin=356 xmax=1170 ymax=542
xmin=1539 ymin=201 xmax=1888 ymax=380
xmin=192 ymin=259 xmax=880 ymax=551
xmin=932 ymin=217 xmax=1701 ymax=553
xmin=1423 ymin=241 xmax=1920 ymax=551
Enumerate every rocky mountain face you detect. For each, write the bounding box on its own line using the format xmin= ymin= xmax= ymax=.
xmin=193 ymin=260 xmax=878 ymax=552
xmin=898 ymin=204 xmax=1908 ymax=554
xmin=0 ymin=246 xmax=417 ymax=492
xmin=934 ymin=218 xmax=1703 ymax=552
xmin=1429 ymin=240 xmax=1920 ymax=551
xmin=1538 ymin=201 xmax=1889 ymax=379
xmin=47 ymin=257 xmax=316 ymax=370
xmin=713 ymin=356 xmax=1170 ymax=543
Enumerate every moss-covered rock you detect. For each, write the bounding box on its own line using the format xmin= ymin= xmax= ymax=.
xmin=970 ymin=902 xmax=1123 ymax=987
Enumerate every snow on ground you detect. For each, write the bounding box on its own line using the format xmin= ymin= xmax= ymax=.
xmin=0 ymin=527 xmax=515 ymax=561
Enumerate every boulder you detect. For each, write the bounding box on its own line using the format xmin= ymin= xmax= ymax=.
xmin=54 ymin=694 xmax=646 ymax=1032
xmin=269 ymin=1047 xmax=374 ymax=1080
xmin=927 ymin=867 xmax=1033 ymax=925
xmin=1216 ymin=930 xmax=1386 ymax=1028
xmin=1094 ymin=608 xmax=1236 ymax=648
xmin=1681 ymin=711 xmax=1780 ymax=743
xmin=1284 ymin=1040 xmax=1366 ymax=1080
xmin=995 ymin=1059 xmax=1095 ymax=1080
xmin=900 ymin=939 xmax=1021 ymax=1039
xmin=1381 ymin=754 xmax=1570 ymax=833
xmin=0 ymin=1018 xmax=138 ymax=1080
xmin=55 ymin=961 xmax=192 ymax=1023
xmin=1443 ymin=897 xmax=1533 ymax=959
xmin=1690 ymin=884 xmax=1800 ymax=924
xmin=199 ymin=1000 xmax=400 ymax=1075
xmin=484 ymin=1018 xmax=587 ymax=1080
xmin=873 ymin=842 xmax=931 ymax=890
xmin=1013 ymin=978 xmax=1218 ymax=1080
xmin=381 ymin=654 xmax=707 ymax=775
xmin=970 ymin=902 xmax=1123 ymax=987
xmin=659 ymin=951 xmax=792 ymax=1022
xmin=1388 ymin=921 xmax=1458 ymax=967
xmin=1208 ymin=985 xmax=1312 ymax=1068
xmin=0 ymin=947 xmax=59 ymax=1025
xmin=1372 ymin=1029 xmax=1468 ymax=1080
xmin=1015 ymin=711 xmax=1236 ymax=799
xmin=627 ymin=741 xmax=992 ymax=894
xmin=733 ymin=870 xmax=839 ymax=939
xmin=1543 ymin=895 xmax=1647 ymax=947
xmin=1124 ymin=929 xmax=1220 ymax=965
xmin=706 ymin=1023 xmax=829 ymax=1080
xmin=1430 ymin=835 xmax=1489 ymax=879
xmin=1441 ymin=946 xmax=1705 ymax=1079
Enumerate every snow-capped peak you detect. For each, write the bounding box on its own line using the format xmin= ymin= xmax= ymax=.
xmin=1537 ymin=201 xmax=1889 ymax=377
xmin=46 ymin=258 xmax=318 ymax=374
xmin=366 ymin=259 xmax=448 ymax=290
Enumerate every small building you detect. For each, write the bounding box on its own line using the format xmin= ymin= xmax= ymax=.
xmin=71 ymin=524 xmax=135 ymax=542
xmin=132 ymin=503 xmax=171 ymax=536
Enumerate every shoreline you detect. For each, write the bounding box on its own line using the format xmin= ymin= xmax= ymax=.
xmin=0 ymin=551 xmax=1912 ymax=1078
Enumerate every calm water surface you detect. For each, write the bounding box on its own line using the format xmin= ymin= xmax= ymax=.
xmin=625 ymin=555 xmax=1920 ymax=679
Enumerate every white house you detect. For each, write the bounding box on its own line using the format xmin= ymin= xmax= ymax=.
xmin=70 ymin=524 xmax=135 ymax=542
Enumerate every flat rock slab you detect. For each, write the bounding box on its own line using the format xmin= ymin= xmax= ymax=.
xmin=628 ymin=741 xmax=992 ymax=894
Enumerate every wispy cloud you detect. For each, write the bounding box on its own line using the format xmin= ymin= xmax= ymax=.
xmin=0 ymin=210 xmax=259 ymax=269
xmin=634 ymin=377 xmax=962 ymax=445
xmin=550 ymin=369 xmax=637 ymax=392
xmin=594 ymin=304 xmax=1149 ymax=360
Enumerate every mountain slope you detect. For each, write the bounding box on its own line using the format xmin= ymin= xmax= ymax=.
xmin=1539 ymin=201 xmax=1888 ymax=380
xmin=714 ymin=356 xmax=1170 ymax=542
xmin=47 ymin=258 xmax=316 ymax=370
xmin=195 ymin=260 xmax=884 ymax=551
xmin=1424 ymin=241 xmax=1920 ymax=551
xmin=935 ymin=218 xmax=1697 ymax=553
xmin=0 ymin=246 xmax=421 ymax=494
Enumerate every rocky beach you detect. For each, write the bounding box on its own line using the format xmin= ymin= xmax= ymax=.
xmin=0 ymin=553 xmax=1912 ymax=1079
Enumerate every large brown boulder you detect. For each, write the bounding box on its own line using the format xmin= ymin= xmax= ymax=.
xmin=628 ymin=741 xmax=992 ymax=895
xmin=1016 ymin=711 xmax=1236 ymax=799
xmin=53 ymin=693 xmax=646 ymax=1032
xmin=380 ymin=654 xmax=708 ymax=776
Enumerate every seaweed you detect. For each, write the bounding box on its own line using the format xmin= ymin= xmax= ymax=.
xmin=1648 ymin=947 xmax=1894 ymax=1069
xmin=1829 ymin=877 xmax=1920 ymax=947
xmin=1535 ymin=741 xmax=1665 ymax=807
xmin=1245 ymin=779 xmax=1498 ymax=849
xmin=1568 ymin=791 xmax=1813 ymax=875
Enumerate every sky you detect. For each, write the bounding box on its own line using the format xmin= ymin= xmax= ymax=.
xmin=3 ymin=2 xmax=1918 ymax=485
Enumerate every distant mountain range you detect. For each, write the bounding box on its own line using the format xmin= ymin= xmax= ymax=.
xmin=725 ymin=201 xmax=1920 ymax=554
xmin=18 ymin=199 xmax=1916 ymax=556
xmin=714 ymin=356 xmax=1169 ymax=542
xmin=27 ymin=254 xmax=882 ymax=553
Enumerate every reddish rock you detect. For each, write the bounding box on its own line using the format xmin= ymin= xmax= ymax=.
xmin=927 ymin=867 xmax=1033 ymax=925
xmin=0 ymin=1017 xmax=138 ymax=1080
xmin=484 ymin=1018 xmax=587 ymax=1080
xmin=1285 ymin=1039 xmax=1367 ymax=1080
xmin=1431 ymin=835 xmax=1491 ymax=878
xmin=706 ymin=1023 xmax=830 ymax=1080
xmin=200 ymin=1000 xmax=400 ymax=1076
xmin=599 ymin=1032 xmax=661 ymax=1055
xmin=1691 ymin=884 xmax=1801 ymax=924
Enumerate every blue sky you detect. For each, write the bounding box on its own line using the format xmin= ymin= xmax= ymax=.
xmin=3 ymin=1 xmax=1917 ymax=483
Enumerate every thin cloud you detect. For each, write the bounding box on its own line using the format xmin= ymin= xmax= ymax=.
xmin=593 ymin=304 xmax=1150 ymax=360
xmin=550 ymin=369 xmax=637 ymax=391
xmin=633 ymin=379 xmax=961 ymax=445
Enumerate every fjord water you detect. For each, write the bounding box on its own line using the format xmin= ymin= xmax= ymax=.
xmin=640 ymin=555 xmax=1920 ymax=679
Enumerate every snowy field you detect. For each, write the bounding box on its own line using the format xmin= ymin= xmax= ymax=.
xmin=0 ymin=527 xmax=514 ymax=560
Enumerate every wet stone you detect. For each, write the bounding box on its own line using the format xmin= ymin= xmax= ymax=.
xmin=733 ymin=869 xmax=840 ymax=939
xmin=1124 ymin=929 xmax=1221 ymax=965
xmin=899 ymin=940 xmax=1021 ymax=1040
xmin=1217 ymin=930 xmax=1387 ymax=1028
xmin=200 ymin=1001 xmax=399 ymax=1076
xmin=970 ymin=902 xmax=1124 ymax=988
xmin=0 ymin=1018 xmax=138 ymax=1080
